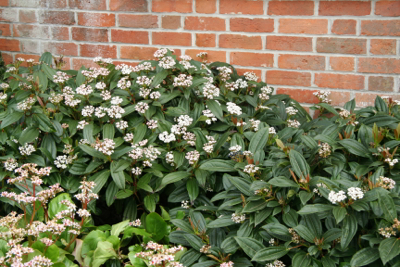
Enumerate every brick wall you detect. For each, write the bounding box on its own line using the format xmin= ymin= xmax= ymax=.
xmin=1 ymin=0 xmax=399 ymax=108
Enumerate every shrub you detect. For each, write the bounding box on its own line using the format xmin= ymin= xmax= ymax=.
xmin=0 ymin=51 xmax=399 ymax=267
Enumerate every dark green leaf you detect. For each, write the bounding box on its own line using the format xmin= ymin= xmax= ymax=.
xmin=379 ymin=237 xmax=400 ymax=265
xmin=252 ymin=246 xmax=288 ymax=262
xmin=234 ymin=237 xmax=265 ymax=258
xmin=350 ymin=247 xmax=380 ymax=267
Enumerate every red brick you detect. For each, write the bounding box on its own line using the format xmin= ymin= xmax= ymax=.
xmin=331 ymin=20 xmax=356 ymax=35
xmin=110 ymin=0 xmax=147 ymax=11
xmin=113 ymin=61 xmax=139 ymax=67
xmin=56 ymin=56 xmax=71 ymax=70
xmin=368 ymin=76 xmax=394 ymax=92
xmin=21 ymin=40 xmax=39 ymax=54
xmin=0 ymin=38 xmax=19 ymax=51
xmin=111 ymin=30 xmax=149 ymax=44
xmin=268 ymin=1 xmax=314 ymax=16
xmin=78 ymin=12 xmax=115 ymax=27
xmin=375 ymin=1 xmax=400 ymax=17
xmin=72 ymin=58 xmax=98 ymax=70
xmin=0 ymin=9 xmax=17 ymax=22
xmin=315 ymin=73 xmax=364 ymax=90
xmin=196 ymin=0 xmax=216 ymax=13
xmin=355 ymin=93 xmax=400 ymax=108
xmin=152 ymin=0 xmax=192 ymax=13
xmin=119 ymin=14 xmax=158 ymax=28
xmin=152 ymin=32 xmax=191 ymax=46
xmin=69 ymin=0 xmax=106 ymax=10
xmin=361 ymin=20 xmax=400 ymax=36
xmin=220 ymin=0 xmax=264 ymax=14
xmin=230 ymin=18 xmax=274 ymax=33
xmin=13 ymin=25 xmax=50 ymax=39
xmin=162 ymin=16 xmax=181 ymax=29
xmin=185 ymin=16 xmax=225 ymax=31
xmin=40 ymin=0 xmax=67 ymax=8
xmin=231 ymin=52 xmax=273 ymax=67
xmin=279 ymin=55 xmax=325 ymax=71
xmin=51 ymin=26 xmax=69 ymax=40
xmin=358 ymin=58 xmax=400 ymax=74
xmin=370 ymin=39 xmax=396 ymax=55
xmin=19 ymin=10 xmax=36 ymax=23
xmin=236 ymin=68 xmax=262 ymax=81
xmin=196 ymin=33 xmax=216 ymax=47
xmin=266 ymin=70 xmax=311 ymax=86
xmin=319 ymin=1 xmax=371 ymax=16
xmin=185 ymin=50 xmax=226 ymax=62
xmin=39 ymin=11 xmax=75 ymax=25
xmin=276 ymin=88 xmax=319 ymax=104
xmin=0 ymin=0 xmax=8 ymax=6
xmin=0 ymin=23 xmax=11 ymax=36
xmin=219 ymin=34 xmax=262 ymax=50
xmin=10 ymin=0 xmax=38 ymax=7
xmin=266 ymin=36 xmax=312 ymax=52
xmin=120 ymin=46 xmax=159 ymax=60
xmin=316 ymin=38 xmax=366 ymax=54
xmin=329 ymin=57 xmax=355 ymax=71
xmin=72 ymin=28 xmax=108 ymax=42
xmin=1 ymin=52 xmax=13 ymax=64
xmin=279 ymin=19 xmax=328 ymax=34
xmin=42 ymin=42 xmax=78 ymax=56
xmin=80 ymin=44 xmax=117 ymax=58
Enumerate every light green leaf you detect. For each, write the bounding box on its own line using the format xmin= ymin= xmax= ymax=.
xmin=110 ymin=161 xmax=125 ymax=189
xmin=269 ymin=176 xmax=299 ymax=188
xmin=249 ymin=127 xmax=269 ymax=154
xmin=338 ymin=139 xmax=372 ymax=158
xmin=146 ymin=212 xmax=168 ymax=241
xmin=158 ymin=171 xmax=191 ymax=189
xmin=111 ymin=220 xmax=130 ymax=237
xmin=341 ymin=214 xmax=358 ymax=249
xmin=350 ymin=247 xmax=380 ymax=266
xmin=289 ymin=149 xmax=310 ymax=180
xmin=199 ymin=160 xmax=236 ymax=172
xmin=379 ymin=237 xmax=400 ymax=265
xmin=92 ymin=241 xmax=117 ymax=267
xmin=19 ymin=127 xmax=39 ymax=145
xmin=297 ymin=204 xmax=334 ymax=215
xmin=0 ymin=112 xmax=23 ymax=129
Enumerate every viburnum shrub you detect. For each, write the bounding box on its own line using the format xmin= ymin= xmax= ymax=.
xmin=0 ymin=50 xmax=399 ymax=267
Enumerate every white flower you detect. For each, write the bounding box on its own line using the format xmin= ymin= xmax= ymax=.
xmin=54 ymin=155 xmax=74 ymax=169
xmin=159 ymin=131 xmax=176 ymax=143
xmin=202 ymin=109 xmax=217 ymax=124
xmin=154 ymin=48 xmax=170 ymax=58
xmin=111 ymin=96 xmax=123 ymax=105
xmin=166 ymin=151 xmax=175 ymax=166
xmin=185 ymin=151 xmax=200 ymax=164
xmin=203 ymin=135 xmax=216 ymax=153
xmin=94 ymin=139 xmax=115 ymax=156
xmin=173 ymin=74 xmax=193 ymax=87
xmin=313 ymin=91 xmax=331 ymax=104
xmin=135 ymin=102 xmax=149 ymax=114
xmin=53 ymin=71 xmax=69 ymax=83
xmin=244 ymin=71 xmax=258 ymax=82
xmin=176 ymin=115 xmax=193 ymax=127
xmin=77 ymin=120 xmax=89 ymax=130
xmin=150 ymin=91 xmax=161 ymax=100
xmin=377 ymin=176 xmax=396 ymax=190
xmin=231 ymin=213 xmax=245 ymax=223
xmin=76 ymin=84 xmax=93 ymax=96
xmin=249 ymin=119 xmax=261 ymax=131
xmin=124 ymin=133 xmax=134 ymax=142
xmin=95 ymin=107 xmax=107 ymax=118
xmin=266 ymin=260 xmax=285 ymax=267
xmin=203 ymin=83 xmax=220 ymax=99
xmin=77 ymin=209 xmax=91 ymax=218
xmin=181 ymin=200 xmax=190 ymax=209
xmin=318 ymin=143 xmax=331 ymax=158
xmin=328 ymin=190 xmax=347 ymax=204
xmin=226 ymin=102 xmax=242 ymax=115
xmin=129 ymin=219 xmax=141 ymax=227
xmin=243 ymin=164 xmax=259 ymax=175
xmin=106 ymin=105 xmax=125 ymax=118
xmin=286 ymin=107 xmax=298 ymax=115
xmin=229 ymin=145 xmax=242 ymax=153
xmin=116 ymin=120 xmax=128 ymax=130
xmin=269 ymin=127 xmax=276 ymax=135
xmin=117 ymin=77 xmax=131 ymax=89
xmin=81 ymin=105 xmax=95 ymax=117
xmin=347 ymin=187 xmax=364 ymax=200
xmin=217 ymin=66 xmax=232 ymax=82
xmin=17 ymin=97 xmax=35 ymax=111
xmin=3 ymin=158 xmax=18 ymax=171
xmin=159 ymin=56 xmax=176 ymax=69
xmin=132 ymin=167 xmax=142 ymax=175
xmin=19 ymin=144 xmax=36 ymax=156
xmin=146 ymin=119 xmax=158 ymax=129
xmin=287 ymin=119 xmax=300 ymax=128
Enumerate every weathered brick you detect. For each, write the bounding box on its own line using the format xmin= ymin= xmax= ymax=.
xmin=361 ymin=20 xmax=400 ymax=36
xmin=72 ymin=58 xmax=98 ymax=70
xmin=0 ymin=9 xmax=17 ymax=22
xmin=51 ymin=26 xmax=69 ymax=40
xmin=279 ymin=19 xmax=328 ymax=34
xmin=13 ymin=25 xmax=50 ymax=39
xmin=370 ymin=39 xmax=396 ymax=55
xmin=152 ymin=0 xmax=192 ymax=13
xmin=119 ymin=14 xmax=158 ymax=28
xmin=358 ymin=58 xmax=400 ymax=74
xmin=162 ymin=16 xmax=181 ymax=29
xmin=331 ymin=20 xmax=356 ymax=35
xmin=40 ymin=0 xmax=67 ymax=8
xmin=196 ymin=0 xmax=216 ymax=13
xmin=0 ymin=0 xmax=8 ymax=6
xmin=368 ymin=76 xmax=394 ymax=92
xmin=329 ymin=57 xmax=355 ymax=71
xmin=230 ymin=18 xmax=274 ymax=33
xmin=276 ymin=88 xmax=319 ymax=104
xmin=355 ymin=92 xmax=400 ymax=107
xmin=0 ymin=38 xmax=19 ymax=51
xmin=111 ymin=30 xmax=148 ymax=44
xmin=230 ymin=52 xmax=273 ymax=67
xmin=1 ymin=52 xmax=13 ymax=64
xmin=110 ymin=0 xmax=147 ymax=11
xmin=72 ymin=28 xmax=108 ymax=42
xmin=315 ymin=73 xmax=364 ymax=90
xmin=42 ymin=42 xmax=78 ymax=56
xmin=152 ymin=32 xmax=191 ymax=46
xmin=266 ymin=70 xmax=311 ymax=86
xmin=268 ymin=1 xmax=314 ymax=16
xmin=120 ymin=46 xmax=158 ymax=60
xmin=0 ymin=23 xmax=11 ymax=36
xmin=21 ymin=40 xmax=39 ymax=54
xmin=39 ymin=11 xmax=75 ymax=25
xmin=69 ymin=0 xmax=106 ymax=10
xmin=113 ymin=61 xmax=139 ymax=67
xmin=185 ymin=16 xmax=225 ymax=31
xmin=375 ymin=1 xmax=400 ymax=17
xmin=10 ymin=0 xmax=39 ymax=7
xmin=266 ymin=36 xmax=312 ymax=52
xmin=80 ymin=44 xmax=117 ymax=58
xmin=19 ymin=10 xmax=37 ymax=23
xmin=185 ymin=49 xmax=226 ymax=62
xmin=317 ymin=38 xmax=366 ymax=54
xmin=319 ymin=1 xmax=371 ymax=16
xmin=279 ymin=55 xmax=325 ymax=71
xmin=78 ymin=12 xmax=115 ymax=27
xmin=219 ymin=34 xmax=262 ymax=50
xmin=196 ymin=33 xmax=216 ymax=47
xmin=220 ymin=0 xmax=264 ymax=14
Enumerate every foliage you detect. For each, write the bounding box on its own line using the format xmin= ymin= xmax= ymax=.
xmin=0 ymin=51 xmax=400 ymax=267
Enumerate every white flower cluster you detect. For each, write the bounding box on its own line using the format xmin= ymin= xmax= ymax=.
xmin=135 ymin=102 xmax=149 ymax=114
xmin=231 ymin=213 xmax=246 ymax=223
xmin=259 ymin=86 xmax=273 ymax=101
xmin=244 ymin=164 xmax=259 ymax=175
xmin=339 ymin=109 xmax=350 ymax=118
xmin=136 ymin=76 xmax=153 ymax=87
xmin=269 ymin=127 xmax=276 ymax=135
xmin=132 ymin=167 xmax=142 ymax=175
xmin=17 ymin=97 xmax=35 ymax=111
xmin=203 ymin=83 xmax=220 ymax=99
xmin=377 ymin=176 xmax=396 ymax=190
xmin=93 ymin=56 xmax=113 ymax=66
xmin=379 ymin=227 xmax=396 ymax=238
xmin=313 ymin=91 xmax=331 ymax=104
xmin=159 ymin=56 xmax=176 ymax=69
xmin=159 ymin=131 xmax=176 ymax=143
xmin=146 ymin=119 xmax=158 ymax=129
xmin=54 ymin=155 xmax=76 ymax=169
xmin=287 ymin=119 xmax=300 ymax=128
xmin=76 ymin=84 xmax=93 ymax=96
xmin=117 ymin=76 xmax=131 ymax=89
xmin=173 ymin=74 xmax=193 ymax=87
xmin=229 ymin=145 xmax=242 ymax=153
xmin=244 ymin=71 xmax=258 ymax=82
xmin=48 ymin=92 xmax=63 ymax=104
xmin=385 ymin=158 xmax=398 ymax=167
xmin=63 ymin=86 xmax=81 ymax=107
xmin=200 ymin=244 xmax=211 ymax=254
xmin=94 ymin=138 xmax=115 ymax=156
xmin=203 ymin=135 xmax=216 ymax=153
xmin=77 ymin=120 xmax=89 ymax=130
xmin=318 ymin=143 xmax=331 ymax=158
xmin=183 ymin=132 xmax=196 ymax=146
xmin=116 ymin=120 xmax=129 ymax=130
xmin=3 ymin=158 xmax=18 ymax=171
xmin=154 ymin=48 xmax=171 ymax=58
xmin=202 ymin=108 xmax=217 ymax=124
xmin=328 ymin=190 xmax=347 ymax=204
xmin=266 ymin=260 xmax=286 ymax=267
xmin=166 ymin=151 xmax=175 ymax=166
xmin=220 ymin=262 xmax=234 ymax=267
xmin=185 ymin=150 xmax=200 ymax=164
xmin=313 ymin=183 xmax=327 ymax=196
xmin=181 ymin=200 xmax=190 ymax=209
xmin=53 ymin=71 xmax=69 ymax=83
xmin=249 ymin=119 xmax=261 ymax=131
xmin=0 ymin=92 xmax=7 ymax=104
xmin=135 ymin=241 xmax=184 ymax=267
xmin=347 ymin=187 xmax=364 ymax=200
xmin=129 ymin=219 xmax=141 ymax=227
xmin=227 ymin=102 xmax=242 ymax=115
xmin=81 ymin=105 xmax=94 ymax=117
xmin=19 ymin=143 xmax=36 ymax=156
xmin=286 ymin=107 xmax=298 ymax=116
xmin=235 ymin=78 xmax=248 ymax=89
xmin=217 ymin=66 xmax=232 ymax=82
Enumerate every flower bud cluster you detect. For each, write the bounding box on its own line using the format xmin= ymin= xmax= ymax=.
xmin=227 ymin=102 xmax=242 ymax=115
xmin=318 ymin=143 xmax=331 ymax=158
xmin=231 ymin=213 xmax=246 ymax=223
xmin=266 ymin=260 xmax=286 ymax=267
xmin=203 ymin=136 xmax=216 ymax=153
xmin=313 ymin=91 xmax=331 ymax=104
xmin=377 ymin=176 xmax=396 ymax=190
xmin=135 ymin=241 xmax=184 ymax=267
